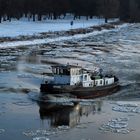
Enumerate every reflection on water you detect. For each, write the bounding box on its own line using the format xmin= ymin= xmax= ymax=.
xmin=38 ymin=100 xmax=102 ymax=128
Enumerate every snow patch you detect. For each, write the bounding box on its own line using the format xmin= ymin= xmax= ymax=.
xmin=0 ymin=24 xmax=128 ymax=48
xmin=0 ymin=18 xmax=116 ymax=37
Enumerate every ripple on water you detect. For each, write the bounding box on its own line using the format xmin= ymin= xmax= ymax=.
xmin=12 ymin=101 xmax=34 ymax=106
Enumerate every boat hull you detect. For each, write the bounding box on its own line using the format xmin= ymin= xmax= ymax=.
xmin=40 ymin=82 xmax=120 ymax=99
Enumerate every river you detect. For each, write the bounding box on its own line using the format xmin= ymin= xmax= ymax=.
xmin=0 ymin=23 xmax=140 ymax=140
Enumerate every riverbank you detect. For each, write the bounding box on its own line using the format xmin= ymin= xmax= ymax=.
xmin=0 ymin=21 xmax=128 ymax=48
xmin=0 ymin=18 xmax=121 ymax=43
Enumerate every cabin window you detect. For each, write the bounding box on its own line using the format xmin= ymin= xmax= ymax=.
xmin=75 ymin=70 xmax=77 ymax=75
xmin=76 ymin=69 xmax=80 ymax=75
xmin=100 ymin=80 xmax=102 ymax=85
xmin=71 ymin=69 xmax=73 ymax=75
xmin=71 ymin=69 xmax=81 ymax=75
xmin=106 ymin=80 xmax=108 ymax=85
xmin=84 ymin=75 xmax=88 ymax=81
xmin=66 ymin=69 xmax=70 ymax=75
xmin=79 ymin=69 xmax=82 ymax=75
xmin=52 ymin=68 xmax=56 ymax=74
xmin=89 ymin=83 xmax=92 ymax=87
xmin=72 ymin=69 xmax=75 ymax=75
xmin=75 ymin=69 xmax=79 ymax=75
xmin=63 ymin=69 xmax=70 ymax=75
xmin=96 ymin=81 xmax=98 ymax=85
xmin=60 ymin=69 xmax=63 ymax=74
xmin=56 ymin=68 xmax=59 ymax=74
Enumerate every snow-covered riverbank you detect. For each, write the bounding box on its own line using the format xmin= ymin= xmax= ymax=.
xmin=0 ymin=21 xmax=128 ymax=48
xmin=0 ymin=17 xmax=117 ymax=37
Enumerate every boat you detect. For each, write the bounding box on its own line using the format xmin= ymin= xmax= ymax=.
xmin=40 ymin=64 xmax=119 ymax=99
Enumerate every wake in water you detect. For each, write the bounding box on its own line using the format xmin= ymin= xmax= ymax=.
xmin=28 ymin=91 xmax=97 ymax=106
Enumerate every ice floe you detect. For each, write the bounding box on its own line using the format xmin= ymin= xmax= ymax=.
xmin=33 ymin=137 xmax=49 ymax=140
xmin=0 ymin=129 xmax=5 ymax=134
xmin=99 ymin=117 xmax=132 ymax=134
xmin=23 ymin=126 xmax=70 ymax=138
xmin=57 ymin=125 xmax=70 ymax=130
xmin=13 ymin=101 xmax=33 ymax=106
xmin=112 ymin=102 xmax=140 ymax=114
xmin=76 ymin=125 xmax=87 ymax=129
xmin=23 ymin=131 xmax=37 ymax=137
xmin=17 ymin=73 xmax=35 ymax=78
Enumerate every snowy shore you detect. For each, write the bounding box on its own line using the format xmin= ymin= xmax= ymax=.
xmin=0 ymin=18 xmax=117 ymax=37
xmin=0 ymin=18 xmax=128 ymax=48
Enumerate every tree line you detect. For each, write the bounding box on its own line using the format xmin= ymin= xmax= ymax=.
xmin=0 ymin=0 xmax=140 ymax=23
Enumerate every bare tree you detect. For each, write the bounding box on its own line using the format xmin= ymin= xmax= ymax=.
xmin=98 ymin=0 xmax=120 ymax=23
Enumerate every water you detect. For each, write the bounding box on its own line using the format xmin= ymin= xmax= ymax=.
xmin=0 ymin=23 xmax=140 ymax=140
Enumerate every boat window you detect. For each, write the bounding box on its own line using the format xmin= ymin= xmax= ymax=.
xmin=72 ymin=69 xmax=75 ymax=75
xmin=77 ymin=69 xmax=81 ymax=75
xmin=100 ymin=80 xmax=102 ymax=85
xmin=71 ymin=69 xmax=81 ymax=75
xmin=84 ymin=75 xmax=88 ymax=81
xmin=80 ymin=69 xmax=83 ymax=74
xmin=60 ymin=68 xmax=63 ymax=74
xmin=75 ymin=69 xmax=79 ymax=75
xmin=63 ymin=69 xmax=70 ymax=75
xmin=76 ymin=69 xmax=79 ymax=75
xmin=106 ymin=80 xmax=108 ymax=85
xmin=71 ymin=69 xmax=73 ymax=75
xmin=96 ymin=81 xmax=98 ymax=85
xmin=52 ymin=68 xmax=56 ymax=74
xmin=56 ymin=68 xmax=59 ymax=74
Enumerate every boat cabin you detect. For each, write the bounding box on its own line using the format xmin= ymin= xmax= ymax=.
xmin=52 ymin=65 xmax=82 ymax=85
xmin=51 ymin=64 xmax=115 ymax=87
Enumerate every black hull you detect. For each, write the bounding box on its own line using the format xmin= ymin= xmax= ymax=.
xmin=40 ymin=82 xmax=120 ymax=99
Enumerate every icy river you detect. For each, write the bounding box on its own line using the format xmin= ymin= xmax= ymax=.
xmin=0 ymin=23 xmax=140 ymax=140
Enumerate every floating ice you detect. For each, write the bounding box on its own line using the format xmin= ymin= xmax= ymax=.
xmin=112 ymin=103 xmax=140 ymax=114
xmin=23 ymin=131 xmax=37 ymax=137
xmin=76 ymin=125 xmax=87 ymax=129
xmin=0 ymin=56 xmax=16 ymax=62
xmin=0 ymin=129 xmax=5 ymax=134
xmin=112 ymin=106 xmax=133 ymax=113
xmin=23 ymin=126 xmax=70 ymax=138
xmin=99 ymin=117 xmax=131 ymax=134
xmin=108 ymin=121 xmax=128 ymax=129
xmin=116 ymin=103 xmax=138 ymax=107
xmin=17 ymin=73 xmax=35 ymax=78
xmin=57 ymin=125 xmax=70 ymax=130
xmin=133 ymin=108 xmax=140 ymax=113
xmin=13 ymin=101 xmax=33 ymax=106
xmin=111 ymin=117 xmax=129 ymax=122
xmin=35 ymin=129 xmax=56 ymax=136
xmin=35 ymin=129 xmax=57 ymax=136
xmin=81 ymin=138 xmax=92 ymax=140
xmin=33 ymin=137 xmax=49 ymax=140
xmin=113 ymin=129 xmax=130 ymax=134
xmin=79 ymin=102 xmax=92 ymax=106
